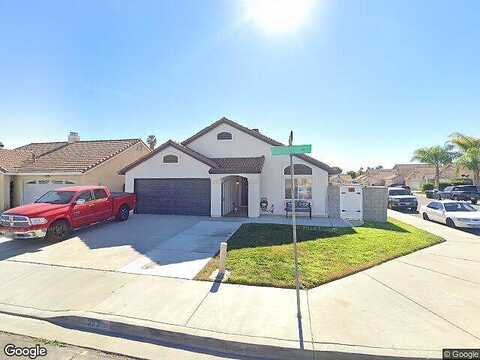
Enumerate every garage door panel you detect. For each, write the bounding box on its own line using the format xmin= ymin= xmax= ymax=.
xmin=134 ymin=179 xmax=211 ymax=216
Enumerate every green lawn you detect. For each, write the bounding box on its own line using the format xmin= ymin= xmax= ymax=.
xmin=195 ymin=219 xmax=444 ymax=289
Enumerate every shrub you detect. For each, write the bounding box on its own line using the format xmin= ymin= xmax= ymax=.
xmin=451 ymin=178 xmax=473 ymax=185
xmin=421 ymin=183 xmax=434 ymax=192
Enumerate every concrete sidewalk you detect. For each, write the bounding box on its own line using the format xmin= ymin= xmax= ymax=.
xmin=0 ymin=213 xmax=478 ymax=359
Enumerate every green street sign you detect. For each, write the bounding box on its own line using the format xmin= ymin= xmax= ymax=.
xmin=271 ymin=144 xmax=312 ymax=156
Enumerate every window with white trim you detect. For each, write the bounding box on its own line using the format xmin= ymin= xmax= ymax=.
xmin=217 ymin=131 xmax=233 ymax=140
xmin=163 ymin=154 xmax=179 ymax=163
xmin=284 ymin=165 xmax=312 ymax=200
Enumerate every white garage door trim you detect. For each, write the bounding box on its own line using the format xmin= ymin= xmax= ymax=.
xmin=23 ymin=179 xmax=76 ymax=205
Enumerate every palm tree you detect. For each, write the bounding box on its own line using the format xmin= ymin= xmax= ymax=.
xmin=449 ymin=133 xmax=480 ymax=185
xmin=146 ymin=135 xmax=157 ymax=150
xmin=411 ymin=145 xmax=456 ymax=188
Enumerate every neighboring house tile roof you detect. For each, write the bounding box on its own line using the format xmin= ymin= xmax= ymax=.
xmin=182 ymin=117 xmax=340 ymax=175
xmin=329 ymin=174 xmax=354 ymax=185
xmin=10 ymin=139 xmax=144 ymax=173
xmin=0 ymin=149 xmax=35 ymax=173
xmin=209 ymin=156 xmax=265 ymax=174
xmin=16 ymin=142 xmax=69 ymax=157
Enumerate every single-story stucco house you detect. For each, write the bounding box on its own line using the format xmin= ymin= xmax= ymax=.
xmin=0 ymin=133 xmax=150 ymax=211
xmin=120 ymin=118 xmax=341 ymax=218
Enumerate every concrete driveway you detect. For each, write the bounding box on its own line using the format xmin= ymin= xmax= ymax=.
xmin=0 ymin=214 xmax=240 ymax=279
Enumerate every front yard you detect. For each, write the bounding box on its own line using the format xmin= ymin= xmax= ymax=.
xmin=196 ymin=219 xmax=444 ymax=288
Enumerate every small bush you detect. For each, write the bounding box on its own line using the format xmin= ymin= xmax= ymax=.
xmin=451 ymin=178 xmax=473 ymax=185
xmin=421 ymin=183 xmax=434 ymax=192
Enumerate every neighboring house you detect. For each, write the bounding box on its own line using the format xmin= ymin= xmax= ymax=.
xmin=356 ymin=163 xmax=473 ymax=190
xmin=356 ymin=168 xmax=397 ymax=186
xmin=0 ymin=132 xmax=150 ymax=211
xmin=329 ymin=173 xmax=355 ymax=185
xmin=120 ymin=117 xmax=340 ymax=218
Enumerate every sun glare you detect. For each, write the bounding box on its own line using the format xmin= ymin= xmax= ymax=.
xmin=245 ymin=0 xmax=314 ymax=33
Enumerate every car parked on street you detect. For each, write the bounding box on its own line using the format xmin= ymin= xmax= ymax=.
xmin=425 ymin=189 xmax=438 ymax=199
xmin=435 ymin=185 xmax=480 ymax=204
xmin=420 ymin=200 xmax=480 ymax=228
xmin=388 ymin=187 xmax=418 ymax=212
xmin=0 ymin=186 xmax=136 ymax=241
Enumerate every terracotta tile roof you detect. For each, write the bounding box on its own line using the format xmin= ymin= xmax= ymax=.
xmin=209 ymin=156 xmax=265 ymax=174
xmin=181 ymin=117 xmax=340 ymax=175
xmin=0 ymin=149 xmax=35 ymax=173
xmin=14 ymin=139 xmax=143 ymax=173
xmin=16 ymin=142 xmax=68 ymax=157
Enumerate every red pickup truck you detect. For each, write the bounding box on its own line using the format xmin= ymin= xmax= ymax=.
xmin=0 ymin=186 xmax=136 ymax=241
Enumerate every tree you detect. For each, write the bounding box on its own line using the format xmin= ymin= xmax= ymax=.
xmin=146 ymin=135 xmax=157 ymax=150
xmin=411 ymin=145 xmax=456 ymax=188
xmin=449 ymin=133 xmax=480 ymax=185
xmin=375 ymin=165 xmax=383 ymax=170
xmin=0 ymin=141 xmax=4 ymax=149
xmin=347 ymin=170 xmax=357 ymax=179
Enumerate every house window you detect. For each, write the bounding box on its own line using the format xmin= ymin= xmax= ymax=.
xmin=285 ymin=178 xmax=312 ymax=200
xmin=217 ymin=131 xmax=233 ymax=140
xmin=163 ymin=154 xmax=178 ymax=163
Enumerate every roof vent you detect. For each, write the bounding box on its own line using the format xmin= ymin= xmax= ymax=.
xmin=68 ymin=132 xmax=80 ymax=143
xmin=251 ymin=128 xmax=259 ymax=132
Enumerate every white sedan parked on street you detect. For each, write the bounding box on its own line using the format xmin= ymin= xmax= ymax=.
xmin=420 ymin=200 xmax=480 ymax=228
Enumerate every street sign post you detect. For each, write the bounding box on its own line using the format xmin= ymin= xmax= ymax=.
xmin=271 ymin=135 xmax=312 ymax=319
xmin=271 ymin=144 xmax=312 ymax=156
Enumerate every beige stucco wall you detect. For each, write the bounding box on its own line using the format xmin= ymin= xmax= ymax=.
xmin=85 ymin=142 xmax=150 ymax=192
xmin=0 ymin=174 xmax=11 ymax=211
xmin=11 ymin=143 xmax=150 ymax=207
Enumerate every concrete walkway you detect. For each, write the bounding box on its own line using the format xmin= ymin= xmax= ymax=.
xmin=0 ymin=213 xmax=478 ymax=359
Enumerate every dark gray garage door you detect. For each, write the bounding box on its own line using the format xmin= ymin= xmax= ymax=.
xmin=134 ymin=178 xmax=211 ymax=216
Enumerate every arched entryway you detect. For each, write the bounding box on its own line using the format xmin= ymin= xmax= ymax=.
xmin=221 ymin=175 xmax=248 ymax=217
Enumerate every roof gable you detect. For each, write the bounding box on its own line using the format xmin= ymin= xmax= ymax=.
xmin=119 ymin=140 xmax=217 ymax=174
xmin=181 ymin=117 xmax=340 ymax=174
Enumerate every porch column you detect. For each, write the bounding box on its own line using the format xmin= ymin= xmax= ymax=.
xmin=210 ymin=176 xmax=222 ymax=217
xmin=247 ymin=175 xmax=260 ymax=218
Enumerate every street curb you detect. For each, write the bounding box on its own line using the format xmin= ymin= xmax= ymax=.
xmin=0 ymin=304 xmax=314 ymax=360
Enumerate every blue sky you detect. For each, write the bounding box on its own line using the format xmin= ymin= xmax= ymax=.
xmin=0 ymin=0 xmax=478 ymax=171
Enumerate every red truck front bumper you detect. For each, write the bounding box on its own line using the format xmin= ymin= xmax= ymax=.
xmin=0 ymin=226 xmax=47 ymax=239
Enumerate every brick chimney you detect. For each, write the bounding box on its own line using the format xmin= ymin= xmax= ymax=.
xmin=68 ymin=132 xmax=80 ymax=143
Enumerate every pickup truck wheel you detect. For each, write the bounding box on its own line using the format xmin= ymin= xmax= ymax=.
xmin=46 ymin=220 xmax=70 ymax=242
xmin=117 ymin=205 xmax=130 ymax=221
